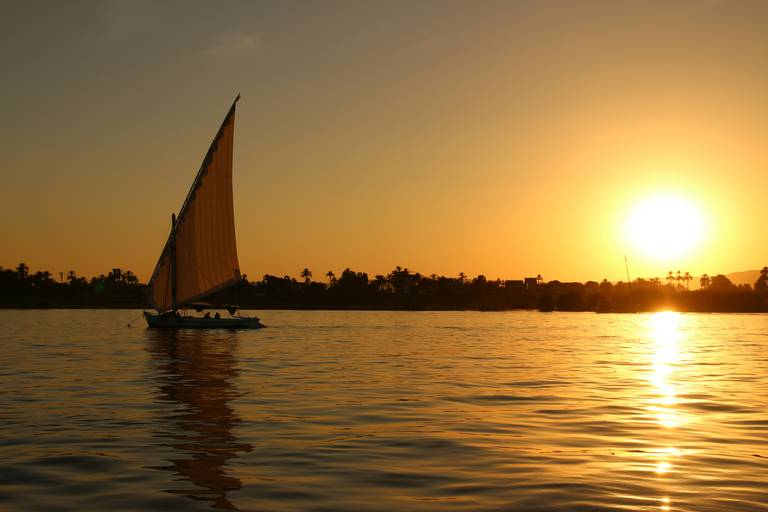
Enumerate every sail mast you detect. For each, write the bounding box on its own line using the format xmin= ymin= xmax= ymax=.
xmin=170 ymin=213 xmax=177 ymax=311
xmin=624 ymin=254 xmax=633 ymax=308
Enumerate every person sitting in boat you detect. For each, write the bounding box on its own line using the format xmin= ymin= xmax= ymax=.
xmin=204 ymin=312 xmax=211 ymax=319
xmin=214 ymin=312 xmax=221 ymax=319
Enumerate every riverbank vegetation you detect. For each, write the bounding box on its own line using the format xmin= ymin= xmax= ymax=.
xmin=0 ymin=265 xmax=144 ymax=308
xmin=2 ymin=263 xmax=767 ymax=312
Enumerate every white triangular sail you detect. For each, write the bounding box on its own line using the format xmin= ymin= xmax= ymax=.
xmin=147 ymin=96 xmax=242 ymax=312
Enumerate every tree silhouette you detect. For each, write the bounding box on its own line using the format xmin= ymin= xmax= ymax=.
xmin=709 ymin=274 xmax=734 ymax=292
xmin=5 ymin=261 xmax=768 ymax=312
xmin=755 ymin=267 xmax=768 ymax=293
xmin=388 ymin=266 xmax=413 ymax=295
xmin=373 ymin=275 xmax=389 ymax=292
xmin=124 ymin=271 xmax=139 ymax=284
xmin=301 ymin=268 xmax=312 ymax=284
xmin=16 ymin=262 xmax=29 ymax=279
xmin=337 ymin=268 xmax=368 ymax=290
xmin=325 ymin=270 xmax=336 ymax=286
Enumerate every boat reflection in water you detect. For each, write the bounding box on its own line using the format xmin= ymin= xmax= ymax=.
xmin=646 ymin=312 xmax=686 ymax=512
xmin=146 ymin=329 xmax=251 ymax=510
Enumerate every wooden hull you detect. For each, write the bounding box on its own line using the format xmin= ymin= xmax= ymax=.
xmin=144 ymin=312 xmax=265 ymax=329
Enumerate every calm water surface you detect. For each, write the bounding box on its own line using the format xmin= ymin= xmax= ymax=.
xmin=1 ymin=310 xmax=767 ymax=511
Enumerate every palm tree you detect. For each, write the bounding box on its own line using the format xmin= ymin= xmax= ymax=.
xmin=16 ymin=262 xmax=29 ymax=279
xmin=699 ymin=274 xmax=710 ymax=289
xmin=683 ymin=271 xmax=692 ymax=290
xmin=67 ymin=270 xmax=77 ymax=283
xmin=666 ymin=271 xmax=674 ymax=287
xmin=325 ymin=270 xmax=335 ymax=286
xmin=301 ymin=268 xmax=312 ymax=284
xmin=458 ymin=272 xmax=466 ymax=284
xmin=373 ymin=275 xmax=388 ymax=292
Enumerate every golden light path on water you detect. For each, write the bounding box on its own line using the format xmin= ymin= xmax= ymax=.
xmin=3 ymin=310 xmax=768 ymax=511
xmin=648 ymin=312 xmax=684 ymax=512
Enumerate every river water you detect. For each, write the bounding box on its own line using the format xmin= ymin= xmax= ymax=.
xmin=1 ymin=310 xmax=767 ymax=511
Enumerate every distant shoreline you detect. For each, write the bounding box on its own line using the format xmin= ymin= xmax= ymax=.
xmin=3 ymin=265 xmax=768 ymax=314
xmin=2 ymin=305 xmax=767 ymax=314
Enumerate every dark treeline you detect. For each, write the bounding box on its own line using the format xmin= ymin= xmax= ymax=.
xmin=3 ymin=263 xmax=768 ymax=313
xmin=0 ymin=264 xmax=144 ymax=308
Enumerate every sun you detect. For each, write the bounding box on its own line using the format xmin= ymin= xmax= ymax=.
xmin=625 ymin=195 xmax=706 ymax=261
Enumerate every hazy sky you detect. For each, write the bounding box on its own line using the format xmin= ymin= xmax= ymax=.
xmin=2 ymin=0 xmax=767 ymax=282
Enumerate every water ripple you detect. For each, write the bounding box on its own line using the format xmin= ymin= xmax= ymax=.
xmin=1 ymin=309 xmax=768 ymax=511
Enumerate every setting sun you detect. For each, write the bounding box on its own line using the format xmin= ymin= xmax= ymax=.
xmin=625 ymin=195 xmax=706 ymax=261
xmin=4 ymin=3 xmax=768 ymax=512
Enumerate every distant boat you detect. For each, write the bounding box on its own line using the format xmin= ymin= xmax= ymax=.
xmin=144 ymin=95 xmax=264 ymax=329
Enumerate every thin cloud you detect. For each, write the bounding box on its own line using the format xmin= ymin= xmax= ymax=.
xmin=198 ymin=34 xmax=261 ymax=59
xmin=675 ymin=0 xmax=729 ymax=18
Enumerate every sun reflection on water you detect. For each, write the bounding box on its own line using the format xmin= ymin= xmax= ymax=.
xmin=646 ymin=311 xmax=686 ymax=510
xmin=649 ymin=312 xmax=682 ymax=429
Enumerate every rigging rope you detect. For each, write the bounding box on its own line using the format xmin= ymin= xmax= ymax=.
xmin=126 ymin=312 xmax=144 ymax=327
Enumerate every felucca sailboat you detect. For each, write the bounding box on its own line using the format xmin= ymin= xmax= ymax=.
xmin=144 ymin=95 xmax=264 ymax=328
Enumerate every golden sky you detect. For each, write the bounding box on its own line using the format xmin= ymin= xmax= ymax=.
xmin=1 ymin=1 xmax=766 ymax=282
